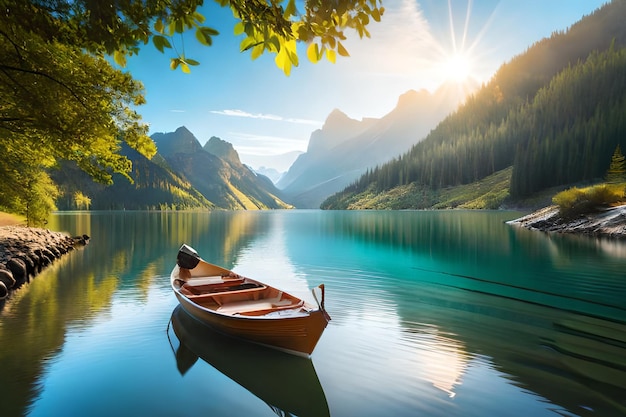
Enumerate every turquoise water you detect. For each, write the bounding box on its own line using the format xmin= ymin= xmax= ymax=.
xmin=1 ymin=210 xmax=625 ymax=417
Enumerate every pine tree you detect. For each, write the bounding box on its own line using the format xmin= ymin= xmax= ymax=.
xmin=606 ymin=145 xmax=626 ymax=183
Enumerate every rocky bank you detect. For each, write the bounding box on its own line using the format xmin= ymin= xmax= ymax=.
xmin=0 ymin=226 xmax=89 ymax=300
xmin=508 ymin=204 xmax=626 ymax=238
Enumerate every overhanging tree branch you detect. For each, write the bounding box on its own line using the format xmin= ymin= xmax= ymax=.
xmin=0 ymin=64 xmax=87 ymax=107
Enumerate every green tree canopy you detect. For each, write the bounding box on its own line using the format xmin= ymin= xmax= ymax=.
xmin=3 ymin=0 xmax=384 ymax=74
xmin=606 ymin=144 xmax=626 ymax=184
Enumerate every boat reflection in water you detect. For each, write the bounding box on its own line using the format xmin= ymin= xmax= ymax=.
xmin=168 ymin=306 xmax=330 ymax=417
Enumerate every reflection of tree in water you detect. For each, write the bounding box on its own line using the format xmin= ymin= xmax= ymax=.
xmin=0 ymin=256 xmax=118 ymax=417
xmin=0 ymin=211 xmax=271 ymax=417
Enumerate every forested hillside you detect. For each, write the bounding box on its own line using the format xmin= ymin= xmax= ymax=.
xmin=321 ymin=1 xmax=626 ymax=209
xmin=52 ymin=144 xmax=214 ymax=210
xmin=52 ymin=128 xmax=290 ymax=210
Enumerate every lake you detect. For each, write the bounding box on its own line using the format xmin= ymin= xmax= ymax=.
xmin=1 ymin=210 xmax=625 ymax=417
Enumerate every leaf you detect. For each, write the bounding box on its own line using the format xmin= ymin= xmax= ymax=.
xmin=193 ymin=11 xmax=206 ymax=24
xmin=195 ymin=27 xmax=217 ymax=46
xmin=307 ymin=42 xmax=320 ymax=63
xmin=267 ymin=35 xmax=281 ymax=52
xmin=166 ymin=20 xmax=176 ymax=36
xmin=154 ymin=19 xmax=164 ymax=34
xmin=337 ymin=42 xmax=349 ymax=57
xmin=181 ymin=62 xmax=191 ymax=73
xmin=204 ymin=26 xmax=219 ymax=36
xmin=250 ymin=44 xmax=264 ymax=60
xmin=240 ymin=36 xmax=260 ymax=52
xmin=284 ymin=0 xmax=297 ymax=18
xmin=152 ymin=35 xmax=171 ymax=53
xmin=185 ymin=58 xmax=200 ymax=66
xmin=175 ymin=19 xmax=184 ymax=34
xmin=170 ymin=58 xmax=180 ymax=70
xmin=275 ymin=48 xmax=291 ymax=76
xmin=234 ymin=22 xmax=245 ymax=36
xmin=244 ymin=22 xmax=254 ymax=36
xmin=113 ymin=50 xmax=127 ymax=66
xmin=371 ymin=8 xmax=381 ymax=22
xmin=326 ymin=48 xmax=336 ymax=64
xmin=285 ymin=40 xmax=299 ymax=66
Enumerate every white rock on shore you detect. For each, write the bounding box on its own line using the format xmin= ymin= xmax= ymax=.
xmin=508 ymin=204 xmax=626 ymax=238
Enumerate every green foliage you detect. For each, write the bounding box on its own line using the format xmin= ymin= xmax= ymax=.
xmin=552 ymin=184 xmax=625 ymax=218
xmin=73 ymin=192 xmax=92 ymax=210
xmin=0 ymin=163 xmax=58 ymax=226
xmin=22 ymin=170 xmax=59 ymax=226
xmin=230 ymin=0 xmax=384 ymax=75
xmin=322 ymin=167 xmax=512 ymax=210
xmin=3 ymin=0 xmax=384 ymax=76
xmin=606 ymin=144 xmax=626 ymax=183
xmin=0 ymin=9 xmax=157 ymax=218
xmin=0 ymin=139 xmax=58 ymax=225
xmin=510 ymin=44 xmax=626 ymax=197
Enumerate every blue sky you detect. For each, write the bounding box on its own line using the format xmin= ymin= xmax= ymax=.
xmin=123 ymin=0 xmax=608 ymax=168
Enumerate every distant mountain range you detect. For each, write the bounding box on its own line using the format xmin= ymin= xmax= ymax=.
xmin=277 ymin=84 xmax=469 ymax=208
xmin=241 ymin=151 xmax=304 ymax=175
xmin=52 ymin=127 xmax=291 ymax=210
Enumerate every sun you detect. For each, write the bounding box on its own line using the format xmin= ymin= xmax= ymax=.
xmin=442 ymin=52 xmax=473 ymax=83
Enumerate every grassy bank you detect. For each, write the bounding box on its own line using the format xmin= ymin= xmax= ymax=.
xmin=0 ymin=212 xmax=26 ymax=227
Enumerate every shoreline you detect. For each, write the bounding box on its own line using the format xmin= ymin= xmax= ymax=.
xmin=0 ymin=226 xmax=89 ymax=301
xmin=507 ymin=204 xmax=626 ymax=239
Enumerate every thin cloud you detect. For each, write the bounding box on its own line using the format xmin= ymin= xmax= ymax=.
xmin=169 ymin=109 xmax=186 ymax=113
xmin=211 ymin=109 xmax=321 ymax=125
xmin=227 ymin=131 xmax=309 ymax=155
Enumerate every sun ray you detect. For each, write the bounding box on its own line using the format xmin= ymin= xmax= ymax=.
xmin=447 ymin=0 xmax=458 ymax=52
xmin=461 ymin=0 xmax=472 ymax=51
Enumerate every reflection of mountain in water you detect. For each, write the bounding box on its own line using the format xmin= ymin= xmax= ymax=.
xmin=168 ymin=306 xmax=330 ymax=417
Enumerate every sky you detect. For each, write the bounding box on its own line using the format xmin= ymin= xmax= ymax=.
xmin=123 ymin=0 xmax=608 ymax=169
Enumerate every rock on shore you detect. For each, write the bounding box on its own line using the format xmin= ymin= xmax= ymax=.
xmin=508 ymin=204 xmax=626 ymax=238
xmin=0 ymin=226 xmax=89 ymax=299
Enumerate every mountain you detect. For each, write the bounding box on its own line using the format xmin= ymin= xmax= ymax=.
xmin=203 ymin=136 xmax=239 ymax=165
xmin=153 ymin=127 xmax=290 ymax=210
xmin=52 ymin=127 xmax=291 ymax=210
xmin=240 ymin=151 xmax=304 ymax=175
xmin=278 ymin=86 xmax=466 ymax=208
xmin=253 ymin=166 xmax=283 ymax=184
xmin=321 ymin=0 xmax=626 ymax=210
xmin=52 ymin=143 xmax=213 ymax=210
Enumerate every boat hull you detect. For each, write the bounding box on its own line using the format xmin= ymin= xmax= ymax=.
xmin=174 ymin=291 xmax=329 ymax=356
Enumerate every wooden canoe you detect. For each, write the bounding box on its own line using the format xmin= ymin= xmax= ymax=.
xmin=170 ymin=244 xmax=331 ymax=356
